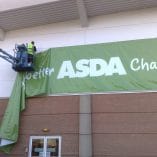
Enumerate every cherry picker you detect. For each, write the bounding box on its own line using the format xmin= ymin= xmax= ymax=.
xmin=0 ymin=44 xmax=34 ymax=72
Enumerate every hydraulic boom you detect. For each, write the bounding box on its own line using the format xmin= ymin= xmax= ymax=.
xmin=0 ymin=48 xmax=17 ymax=64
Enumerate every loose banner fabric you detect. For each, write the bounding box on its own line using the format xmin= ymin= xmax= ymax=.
xmin=0 ymin=73 xmax=25 ymax=153
xmin=25 ymin=38 xmax=157 ymax=95
xmin=1 ymin=38 xmax=157 ymax=152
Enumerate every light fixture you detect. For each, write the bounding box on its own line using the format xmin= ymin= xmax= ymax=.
xmin=42 ymin=128 xmax=49 ymax=132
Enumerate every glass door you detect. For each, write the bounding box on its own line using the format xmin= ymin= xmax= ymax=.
xmin=29 ymin=136 xmax=61 ymax=157
xmin=46 ymin=137 xmax=61 ymax=157
xmin=29 ymin=136 xmax=45 ymax=157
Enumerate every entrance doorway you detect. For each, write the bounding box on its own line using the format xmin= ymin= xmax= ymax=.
xmin=28 ymin=136 xmax=61 ymax=157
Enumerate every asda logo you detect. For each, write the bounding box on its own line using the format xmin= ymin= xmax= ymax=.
xmin=57 ymin=57 xmax=127 ymax=79
xmin=25 ymin=57 xmax=127 ymax=80
xmin=25 ymin=56 xmax=157 ymax=81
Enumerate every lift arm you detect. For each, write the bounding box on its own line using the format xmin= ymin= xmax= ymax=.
xmin=0 ymin=48 xmax=17 ymax=64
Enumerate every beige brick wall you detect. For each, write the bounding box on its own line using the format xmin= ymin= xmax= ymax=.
xmin=1 ymin=93 xmax=157 ymax=156
xmin=0 ymin=96 xmax=79 ymax=157
xmin=92 ymin=93 xmax=157 ymax=157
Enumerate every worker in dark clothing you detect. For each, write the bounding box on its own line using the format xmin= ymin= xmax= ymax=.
xmin=27 ymin=41 xmax=36 ymax=64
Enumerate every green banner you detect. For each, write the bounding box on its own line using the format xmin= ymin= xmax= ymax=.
xmin=1 ymin=38 xmax=157 ymax=153
xmin=26 ymin=38 xmax=157 ymax=95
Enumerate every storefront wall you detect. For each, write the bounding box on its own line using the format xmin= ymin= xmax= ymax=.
xmin=1 ymin=7 xmax=157 ymax=157
xmin=0 ymin=96 xmax=80 ymax=157
xmin=92 ymin=93 xmax=157 ymax=156
xmin=1 ymin=93 xmax=157 ymax=156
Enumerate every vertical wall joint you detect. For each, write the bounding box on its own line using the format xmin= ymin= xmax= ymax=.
xmin=76 ymin=0 xmax=89 ymax=27
xmin=79 ymin=95 xmax=92 ymax=157
xmin=0 ymin=29 xmax=5 ymax=41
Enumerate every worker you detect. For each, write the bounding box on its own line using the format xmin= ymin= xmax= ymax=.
xmin=27 ymin=41 xmax=36 ymax=64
